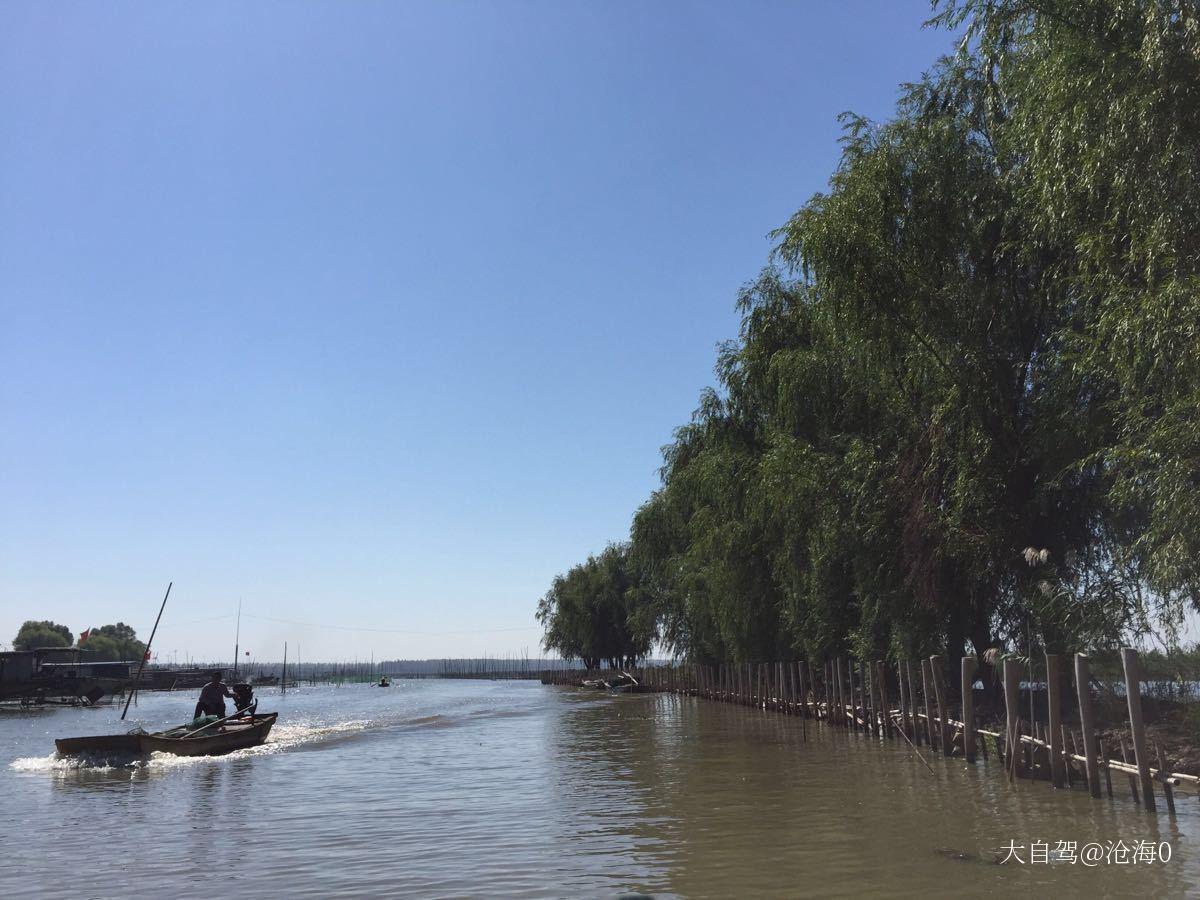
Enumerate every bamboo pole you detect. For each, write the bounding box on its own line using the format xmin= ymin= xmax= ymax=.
xmin=860 ymin=659 xmax=869 ymax=731
xmin=857 ymin=660 xmax=868 ymax=732
xmin=797 ymin=661 xmax=806 ymax=718
xmin=1074 ymin=653 xmax=1102 ymax=798
xmin=961 ymin=656 xmax=976 ymax=763
xmin=1045 ymin=653 xmax=1066 ymax=787
xmin=1122 ymin=648 xmax=1155 ymax=809
xmin=1156 ymin=744 xmax=1176 ymax=816
xmin=1062 ymin=725 xmax=1073 ymax=786
xmin=905 ymin=660 xmax=920 ymax=744
xmin=1100 ymin=739 xmax=1114 ymax=798
xmin=1120 ymin=738 xmax=1139 ymax=802
xmin=921 ymin=659 xmax=936 ymax=750
xmin=121 ymin=582 xmax=173 ymax=720
xmin=876 ymin=661 xmax=891 ymax=738
xmin=1002 ymin=657 xmax=1020 ymax=777
xmin=808 ymin=660 xmax=816 ymax=718
xmin=929 ymin=655 xmax=950 ymax=756
xmin=851 ymin=661 xmax=859 ymax=728
xmin=840 ymin=657 xmax=849 ymax=729
xmin=869 ymin=661 xmax=878 ymax=733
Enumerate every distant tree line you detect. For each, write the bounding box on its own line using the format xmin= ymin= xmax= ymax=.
xmin=11 ymin=620 xmax=146 ymax=661
xmin=538 ymin=0 xmax=1200 ymax=670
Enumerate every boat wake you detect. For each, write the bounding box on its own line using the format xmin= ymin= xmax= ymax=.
xmin=9 ymin=718 xmax=375 ymax=774
xmin=10 ymin=701 xmax=522 ymax=775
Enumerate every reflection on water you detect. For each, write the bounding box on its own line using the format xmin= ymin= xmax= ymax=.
xmin=3 ymin=681 xmax=1197 ymax=897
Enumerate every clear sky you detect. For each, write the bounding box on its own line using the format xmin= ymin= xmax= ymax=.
xmin=1 ymin=2 xmax=958 ymax=662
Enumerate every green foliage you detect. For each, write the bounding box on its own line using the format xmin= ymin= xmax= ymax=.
xmin=81 ymin=623 xmax=147 ymax=662
xmin=539 ymin=0 xmax=1200 ymax=665
xmin=536 ymin=544 xmax=654 ymax=669
xmin=13 ymin=620 xmax=72 ymax=650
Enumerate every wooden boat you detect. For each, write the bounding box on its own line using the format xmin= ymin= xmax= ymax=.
xmin=55 ymin=712 xmax=277 ymax=758
xmin=139 ymin=712 xmax=277 ymax=756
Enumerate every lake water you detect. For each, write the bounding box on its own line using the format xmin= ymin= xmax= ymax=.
xmin=3 ymin=679 xmax=1197 ymax=897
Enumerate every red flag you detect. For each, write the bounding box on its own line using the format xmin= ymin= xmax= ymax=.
xmin=144 ymin=649 xmax=152 ymax=661
xmin=79 ymin=629 xmax=90 ymax=644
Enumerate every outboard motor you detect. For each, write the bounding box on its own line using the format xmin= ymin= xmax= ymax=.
xmin=231 ymin=683 xmax=255 ymax=715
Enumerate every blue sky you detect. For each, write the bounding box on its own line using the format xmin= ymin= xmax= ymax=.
xmin=1 ymin=2 xmax=958 ymax=662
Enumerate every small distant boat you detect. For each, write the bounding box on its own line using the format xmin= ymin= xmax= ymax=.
xmin=374 ymin=676 xmax=391 ymax=687
xmin=55 ymin=711 xmax=277 ymax=758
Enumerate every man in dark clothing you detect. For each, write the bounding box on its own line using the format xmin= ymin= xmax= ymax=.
xmin=194 ymin=672 xmax=233 ymax=719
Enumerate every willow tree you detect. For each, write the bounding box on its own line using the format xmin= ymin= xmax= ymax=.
xmin=537 ymin=544 xmax=654 ymax=669
xmin=934 ymin=0 xmax=1200 ymax=637
xmin=549 ymin=0 xmax=1200 ymax=667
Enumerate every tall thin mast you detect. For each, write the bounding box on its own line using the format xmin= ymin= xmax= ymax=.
xmin=233 ymin=599 xmax=242 ymax=678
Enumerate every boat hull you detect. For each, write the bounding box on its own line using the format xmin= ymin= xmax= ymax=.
xmin=54 ymin=733 xmax=143 ymax=755
xmin=55 ymin=713 xmax=278 ymax=758
xmin=139 ymin=713 xmax=277 ymax=756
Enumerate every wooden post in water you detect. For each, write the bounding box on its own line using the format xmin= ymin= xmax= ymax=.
xmin=1156 ymin=744 xmax=1176 ymax=816
xmin=921 ymin=659 xmax=936 ymax=750
xmin=826 ymin=659 xmax=834 ymax=720
xmin=1120 ymin=738 xmax=1139 ymax=803
xmin=830 ymin=659 xmax=839 ymax=724
xmin=905 ymin=661 xmax=920 ymax=744
xmin=865 ymin=662 xmax=875 ymax=733
xmin=1002 ymin=657 xmax=1020 ymax=776
xmin=1074 ymin=654 xmax=1101 ymax=798
xmin=863 ymin=661 xmax=873 ymax=732
xmin=788 ymin=661 xmax=797 ymax=715
xmin=855 ymin=660 xmax=865 ymax=730
xmin=1099 ymin=739 xmax=1114 ymax=798
xmin=797 ymin=661 xmax=806 ymax=717
xmin=846 ymin=657 xmax=855 ymax=727
xmin=961 ymin=656 xmax=976 ymax=763
xmin=847 ymin=660 xmax=856 ymax=726
xmin=853 ymin=658 xmax=862 ymax=728
xmin=876 ymin=661 xmax=891 ymax=738
xmin=897 ymin=662 xmax=908 ymax=739
xmin=840 ymin=657 xmax=849 ymax=729
xmin=802 ymin=661 xmax=811 ymax=718
xmin=1121 ymin=648 xmax=1155 ymax=809
xmin=821 ymin=661 xmax=828 ymax=719
xmin=858 ymin=660 xmax=867 ymax=730
xmin=929 ymin=656 xmax=950 ymax=756
xmin=1045 ymin=653 xmax=1066 ymax=787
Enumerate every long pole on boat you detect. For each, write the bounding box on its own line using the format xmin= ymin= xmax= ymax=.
xmin=121 ymin=581 xmax=172 ymax=720
xmin=233 ymin=599 xmax=241 ymax=678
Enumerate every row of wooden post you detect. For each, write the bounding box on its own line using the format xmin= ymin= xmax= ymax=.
xmin=544 ymin=647 xmax=1183 ymax=814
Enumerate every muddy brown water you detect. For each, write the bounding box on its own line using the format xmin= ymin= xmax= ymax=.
xmin=3 ymin=680 xmax=1196 ymax=897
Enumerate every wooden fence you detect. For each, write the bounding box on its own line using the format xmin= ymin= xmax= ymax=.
xmin=542 ymin=649 xmax=1191 ymax=815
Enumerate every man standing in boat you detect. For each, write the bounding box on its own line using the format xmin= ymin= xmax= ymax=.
xmin=195 ymin=671 xmax=234 ymax=719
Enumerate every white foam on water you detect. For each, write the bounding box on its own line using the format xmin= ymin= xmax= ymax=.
xmin=10 ymin=752 xmax=146 ymax=773
xmin=9 ymin=718 xmax=375 ymax=774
